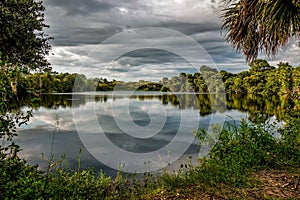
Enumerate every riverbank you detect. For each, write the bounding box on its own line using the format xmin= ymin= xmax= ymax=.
xmin=1 ymin=119 xmax=299 ymax=199
xmin=1 ymin=157 xmax=299 ymax=199
xmin=149 ymin=168 xmax=300 ymax=199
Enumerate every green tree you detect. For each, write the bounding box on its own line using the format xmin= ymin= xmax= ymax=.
xmin=1 ymin=0 xmax=52 ymax=70
xmin=222 ymin=0 xmax=300 ymax=62
xmin=0 ymin=0 xmax=51 ymax=158
xmin=249 ymin=59 xmax=275 ymax=73
xmin=277 ymin=62 xmax=293 ymax=95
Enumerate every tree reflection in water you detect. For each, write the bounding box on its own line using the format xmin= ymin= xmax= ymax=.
xmin=14 ymin=92 xmax=298 ymax=123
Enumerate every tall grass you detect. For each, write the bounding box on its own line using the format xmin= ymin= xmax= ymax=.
xmin=0 ymin=119 xmax=299 ymax=199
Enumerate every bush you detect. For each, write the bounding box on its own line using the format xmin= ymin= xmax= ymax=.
xmin=191 ymin=119 xmax=300 ymax=186
xmin=0 ymin=120 xmax=299 ymax=199
xmin=0 ymin=158 xmax=45 ymax=199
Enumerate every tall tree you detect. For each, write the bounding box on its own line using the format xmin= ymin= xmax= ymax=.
xmin=221 ymin=0 xmax=300 ymax=62
xmin=0 ymin=0 xmax=52 ymax=71
xmin=0 ymin=0 xmax=51 ymax=158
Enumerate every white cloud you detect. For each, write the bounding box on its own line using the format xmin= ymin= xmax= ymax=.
xmin=44 ymin=0 xmax=298 ymax=80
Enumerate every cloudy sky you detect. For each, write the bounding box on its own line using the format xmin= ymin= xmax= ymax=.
xmin=44 ymin=0 xmax=300 ymax=81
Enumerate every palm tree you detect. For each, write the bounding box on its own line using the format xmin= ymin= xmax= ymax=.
xmin=221 ymin=0 xmax=300 ymax=62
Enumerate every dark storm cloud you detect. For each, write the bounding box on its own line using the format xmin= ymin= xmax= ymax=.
xmin=50 ymin=25 xmax=125 ymax=46
xmin=107 ymin=67 xmax=129 ymax=73
xmin=46 ymin=0 xmax=117 ymax=15
xmin=45 ymin=0 xmax=221 ymax=46
xmin=44 ymin=0 xmax=300 ymax=80
xmin=72 ymin=26 xmax=123 ymax=39
xmin=158 ymin=21 xmax=220 ymax=35
xmin=45 ymin=0 xmax=150 ymax=17
xmin=117 ymin=49 xmax=187 ymax=66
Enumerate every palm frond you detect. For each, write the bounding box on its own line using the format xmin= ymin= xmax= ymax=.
xmin=221 ymin=0 xmax=300 ymax=62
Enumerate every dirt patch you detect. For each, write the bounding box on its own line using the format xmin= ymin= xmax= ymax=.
xmin=252 ymin=169 xmax=300 ymax=199
xmin=147 ymin=169 xmax=300 ymax=200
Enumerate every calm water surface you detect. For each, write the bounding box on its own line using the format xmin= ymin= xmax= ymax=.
xmin=17 ymin=91 xmax=276 ymax=175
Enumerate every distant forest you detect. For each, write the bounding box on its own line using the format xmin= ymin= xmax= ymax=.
xmin=17 ymin=59 xmax=299 ymax=98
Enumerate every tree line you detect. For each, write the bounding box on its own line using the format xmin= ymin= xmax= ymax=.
xmin=15 ymin=59 xmax=299 ymax=98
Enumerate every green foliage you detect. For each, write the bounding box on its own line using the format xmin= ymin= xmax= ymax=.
xmin=0 ymin=158 xmax=45 ymax=199
xmin=1 ymin=0 xmax=51 ymax=170
xmin=0 ymin=119 xmax=299 ymax=199
xmin=156 ymin=60 xmax=300 ymax=107
xmin=12 ymin=72 xmax=166 ymax=93
xmin=158 ymin=65 xmax=225 ymax=93
xmin=249 ymin=59 xmax=275 ymax=73
xmin=1 ymin=0 xmax=299 ymax=198
xmin=158 ymin=119 xmax=300 ymax=193
xmin=222 ymin=61 xmax=300 ymax=119
xmin=115 ymin=80 xmax=162 ymax=91
xmin=277 ymin=117 xmax=300 ymax=165
xmin=9 ymin=60 xmax=300 ymax=116
xmin=191 ymin=120 xmax=300 ymax=186
xmin=0 ymin=0 xmax=52 ymax=71
xmin=0 ymin=58 xmax=33 ymax=159
xmin=0 ymin=156 xmax=161 ymax=199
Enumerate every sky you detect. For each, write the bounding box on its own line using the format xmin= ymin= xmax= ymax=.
xmin=44 ymin=0 xmax=300 ymax=81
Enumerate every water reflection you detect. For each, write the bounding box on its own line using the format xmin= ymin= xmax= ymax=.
xmin=16 ymin=92 xmax=286 ymax=175
xmin=32 ymin=92 xmax=289 ymax=121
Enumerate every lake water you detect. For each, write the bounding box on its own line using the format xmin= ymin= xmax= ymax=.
xmin=16 ymin=91 xmax=277 ymax=175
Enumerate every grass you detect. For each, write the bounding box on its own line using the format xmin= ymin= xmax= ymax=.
xmin=0 ymin=118 xmax=299 ymax=199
